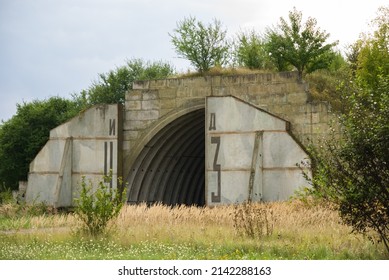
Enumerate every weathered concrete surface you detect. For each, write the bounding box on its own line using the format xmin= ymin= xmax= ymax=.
xmin=25 ymin=104 xmax=122 ymax=207
xmin=123 ymin=71 xmax=336 ymax=205
xmin=25 ymin=71 xmax=336 ymax=207
xmin=206 ymin=96 xmax=310 ymax=204
xmin=124 ymin=72 xmax=338 ymax=172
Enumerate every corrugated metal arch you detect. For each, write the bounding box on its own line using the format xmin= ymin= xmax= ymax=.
xmin=126 ymin=109 xmax=205 ymax=206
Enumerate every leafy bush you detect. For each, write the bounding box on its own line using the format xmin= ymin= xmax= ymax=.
xmin=308 ymin=75 xmax=389 ymax=253
xmin=0 ymin=97 xmax=80 ymax=190
xmin=78 ymin=58 xmax=175 ymax=106
xmin=306 ymin=8 xmax=389 ymax=254
xmin=74 ymin=175 xmax=126 ymax=236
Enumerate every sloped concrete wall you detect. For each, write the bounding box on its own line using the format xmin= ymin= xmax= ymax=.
xmin=25 ymin=104 xmax=122 ymax=207
xmin=206 ymin=96 xmax=310 ymax=205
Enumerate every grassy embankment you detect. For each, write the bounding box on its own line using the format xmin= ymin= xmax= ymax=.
xmin=0 ymin=200 xmax=387 ymax=260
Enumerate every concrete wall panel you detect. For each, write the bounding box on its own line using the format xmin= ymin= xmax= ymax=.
xmin=262 ymin=169 xmax=310 ymax=201
xmin=26 ymin=174 xmax=58 ymax=203
xmin=206 ymin=171 xmax=250 ymax=204
xmin=262 ymin=132 xmax=308 ymax=168
xmin=206 ymin=133 xmax=254 ymax=171
xmin=206 ymin=96 xmax=310 ymax=205
xmin=207 ymin=96 xmax=287 ymax=132
xmin=25 ymin=104 xmax=122 ymax=207
xmin=71 ymin=140 xmax=117 ymax=174
xmin=28 ymin=140 xmax=65 ymax=172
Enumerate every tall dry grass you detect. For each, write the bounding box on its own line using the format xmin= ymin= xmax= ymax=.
xmin=0 ymin=200 xmax=363 ymax=241
xmin=1 ymin=200 xmax=386 ymax=259
xmin=108 ymin=200 xmax=388 ymax=258
xmin=113 ymin=201 xmax=341 ymax=235
xmin=110 ymin=201 xmax=352 ymax=246
xmin=0 ymin=202 xmax=79 ymax=231
xmin=113 ymin=203 xmax=234 ymax=245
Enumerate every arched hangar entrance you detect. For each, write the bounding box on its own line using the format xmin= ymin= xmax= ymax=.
xmin=126 ymin=109 xmax=205 ymax=206
xmin=125 ymin=95 xmax=311 ymax=207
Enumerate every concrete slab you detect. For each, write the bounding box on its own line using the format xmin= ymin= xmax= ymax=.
xmin=25 ymin=104 xmax=122 ymax=207
xmin=206 ymin=96 xmax=311 ymax=205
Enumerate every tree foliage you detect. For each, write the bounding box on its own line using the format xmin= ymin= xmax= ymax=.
xmin=310 ymin=76 xmax=389 ymax=253
xmin=351 ymin=7 xmax=389 ymax=89
xmin=266 ymin=7 xmax=338 ymax=80
xmin=170 ymin=16 xmax=230 ymax=73
xmin=309 ymin=7 xmax=389 ymax=253
xmin=234 ymin=30 xmax=274 ymax=70
xmin=76 ymin=59 xmax=175 ymax=107
xmin=0 ymin=97 xmax=79 ymax=190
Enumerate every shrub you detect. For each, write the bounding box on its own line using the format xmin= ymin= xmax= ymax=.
xmin=307 ymin=75 xmax=389 ymax=253
xmin=74 ymin=175 xmax=126 ymax=236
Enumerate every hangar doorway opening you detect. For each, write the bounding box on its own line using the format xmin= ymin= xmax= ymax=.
xmin=126 ymin=109 xmax=205 ymax=206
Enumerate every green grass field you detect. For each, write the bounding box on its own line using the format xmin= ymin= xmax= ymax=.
xmin=0 ymin=201 xmax=387 ymax=260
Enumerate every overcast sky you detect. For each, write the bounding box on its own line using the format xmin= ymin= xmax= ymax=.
xmin=0 ymin=0 xmax=387 ymax=121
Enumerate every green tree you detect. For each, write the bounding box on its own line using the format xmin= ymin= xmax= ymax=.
xmin=170 ymin=16 xmax=230 ymax=73
xmin=234 ymin=30 xmax=274 ymax=70
xmin=266 ymin=7 xmax=338 ymax=80
xmin=310 ymin=76 xmax=389 ymax=253
xmin=308 ymin=7 xmax=389 ymax=253
xmin=353 ymin=7 xmax=389 ymax=89
xmin=345 ymin=42 xmax=361 ymax=76
xmin=0 ymin=97 xmax=79 ymax=190
xmin=78 ymin=59 xmax=175 ymax=106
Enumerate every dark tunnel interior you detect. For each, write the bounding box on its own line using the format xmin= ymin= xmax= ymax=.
xmin=126 ymin=109 xmax=205 ymax=206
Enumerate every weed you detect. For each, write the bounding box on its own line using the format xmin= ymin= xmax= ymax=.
xmin=233 ymin=201 xmax=274 ymax=238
